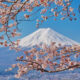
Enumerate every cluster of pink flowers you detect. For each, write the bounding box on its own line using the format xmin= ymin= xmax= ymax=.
xmin=5 ymin=42 xmax=80 ymax=78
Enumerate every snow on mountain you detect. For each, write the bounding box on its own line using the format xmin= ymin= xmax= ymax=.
xmin=19 ymin=28 xmax=79 ymax=47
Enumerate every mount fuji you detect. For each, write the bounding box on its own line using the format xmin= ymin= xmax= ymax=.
xmin=0 ymin=28 xmax=80 ymax=80
xmin=19 ymin=28 xmax=79 ymax=47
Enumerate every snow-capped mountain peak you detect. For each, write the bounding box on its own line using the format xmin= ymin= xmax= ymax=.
xmin=19 ymin=28 xmax=79 ymax=47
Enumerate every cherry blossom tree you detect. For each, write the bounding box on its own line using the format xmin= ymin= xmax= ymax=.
xmin=0 ymin=0 xmax=80 ymax=78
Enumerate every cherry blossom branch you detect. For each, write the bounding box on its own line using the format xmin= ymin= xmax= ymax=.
xmin=37 ymin=64 xmax=80 ymax=73
xmin=0 ymin=0 xmax=17 ymax=3
xmin=16 ymin=59 xmax=80 ymax=73
xmin=16 ymin=59 xmax=41 ymax=67
xmin=53 ymin=49 xmax=80 ymax=61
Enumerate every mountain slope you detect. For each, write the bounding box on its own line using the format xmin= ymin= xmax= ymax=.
xmin=19 ymin=28 xmax=79 ymax=47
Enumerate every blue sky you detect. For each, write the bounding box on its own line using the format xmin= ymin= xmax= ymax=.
xmin=17 ymin=0 xmax=80 ymax=43
xmin=19 ymin=18 xmax=80 ymax=43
